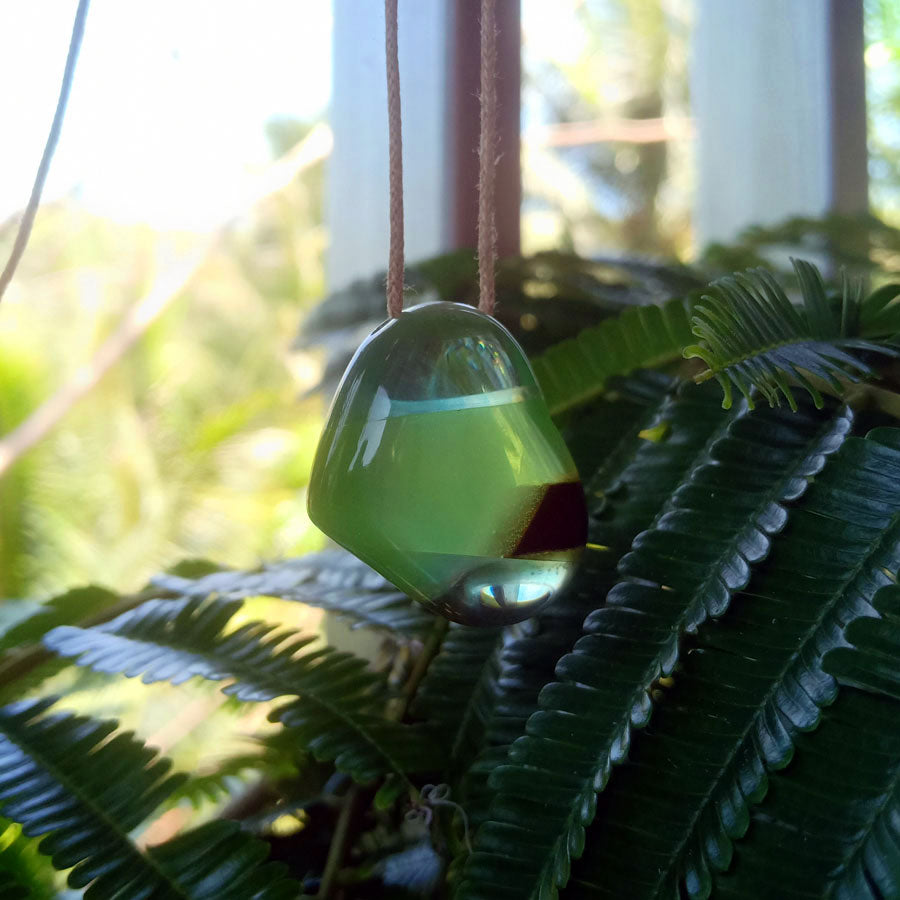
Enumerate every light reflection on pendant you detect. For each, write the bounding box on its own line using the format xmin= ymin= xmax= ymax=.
xmin=307 ymin=302 xmax=587 ymax=626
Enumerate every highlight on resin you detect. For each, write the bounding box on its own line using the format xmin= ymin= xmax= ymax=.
xmin=308 ymin=301 xmax=588 ymax=626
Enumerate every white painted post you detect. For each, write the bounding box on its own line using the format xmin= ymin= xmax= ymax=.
xmin=327 ymin=0 xmax=451 ymax=291
xmin=690 ymin=0 xmax=867 ymax=249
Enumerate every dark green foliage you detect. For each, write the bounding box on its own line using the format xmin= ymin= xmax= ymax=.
xmin=700 ymin=213 xmax=900 ymax=282
xmin=424 ymin=374 xmax=704 ymax=828
xmin=860 ymin=282 xmax=900 ymax=338
xmin=44 ymin=595 xmax=438 ymax=782
xmin=295 ymin=251 xmax=707 ymax=398
xmin=167 ymin=751 xmax=283 ymax=810
xmin=146 ymin=820 xmax=298 ymax=900
xmin=0 ymin=699 xmax=295 ymax=898
xmin=2 ymin=258 xmax=900 ymax=898
xmin=0 ymin=872 xmax=29 ymax=900
xmin=714 ymin=689 xmax=900 ymax=900
xmin=413 ymin=623 xmax=503 ymax=767
xmin=457 ymin=397 xmax=854 ymax=900
xmin=532 ymin=294 xmax=697 ymax=415
xmin=684 ymin=260 xmax=900 ymax=410
xmin=568 ymin=430 xmax=900 ymax=898
xmin=825 ymin=584 xmax=900 ymax=701
xmin=0 ymin=586 xmax=123 ymax=704
xmin=0 ymin=586 xmax=118 ymax=655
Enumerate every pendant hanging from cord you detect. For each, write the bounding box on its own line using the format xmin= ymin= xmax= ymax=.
xmin=307 ymin=0 xmax=587 ymax=626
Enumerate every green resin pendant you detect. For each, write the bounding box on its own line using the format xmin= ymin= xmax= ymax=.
xmin=307 ymin=302 xmax=587 ymax=626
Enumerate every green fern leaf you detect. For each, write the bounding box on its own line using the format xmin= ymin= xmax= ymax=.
xmin=684 ymin=260 xmax=900 ymax=411
xmin=0 ymin=586 xmax=117 ymax=655
xmin=824 ymin=583 xmax=900 ymax=700
xmin=146 ymin=819 xmax=299 ymax=899
xmin=152 ymin=550 xmax=432 ymax=635
xmin=453 ymin=381 xmax=746 ymax=892
xmin=559 ymin=372 xmax=669 ymax=480
xmin=413 ymin=623 xmax=503 ymax=766
xmin=0 ymin=699 xmax=296 ymax=897
xmin=531 ymin=294 xmax=697 ymax=415
xmin=44 ymin=595 xmax=438 ymax=783
xmin=714 ymin=688 xmax=900 ymax=899
xmin=0 ymin=586 xmax=122 ymax=702
xmin=458 ymin=394 xmax=853 ymax=900
xmin=167 ymin=752 xmax=275 ymax=810
xmin=566 ymin=429 xmax=900 ymax=898
xmin=860 ymin=281 xmax=900 ymax=337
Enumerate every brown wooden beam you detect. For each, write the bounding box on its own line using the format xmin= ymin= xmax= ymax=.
xmin=448 ymin=0 xmax=521 ymax=258
xmin=828 ymin=0 xmax=868 ymax=214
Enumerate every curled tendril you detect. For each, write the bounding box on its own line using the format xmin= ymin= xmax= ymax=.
xmin=407 ymin=783 xmax=472 ymax=853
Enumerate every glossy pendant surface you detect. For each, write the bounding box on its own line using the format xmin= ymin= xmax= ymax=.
xmin=307 ymin=302 xmax=587 ymax=625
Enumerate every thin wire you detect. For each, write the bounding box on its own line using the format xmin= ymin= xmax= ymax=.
xmin=385 ymin=0 xmax=405 ymax=318
xmin=0 ymin=0 xmax=91 ymax=305
xmin=477 ymin=0 xmax=498 ymax=316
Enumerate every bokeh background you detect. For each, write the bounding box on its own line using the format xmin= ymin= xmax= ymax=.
xmin=0 ymin=4 xmax=898 ymax=886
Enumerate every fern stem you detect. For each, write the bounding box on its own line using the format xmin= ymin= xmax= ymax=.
xmin=317 ymin=616 xmax=449 ymax=899
xmin=318 ymin=785 xmax=359 ymax=899
xmin=400 ymin=617 xmax=450 ymax=712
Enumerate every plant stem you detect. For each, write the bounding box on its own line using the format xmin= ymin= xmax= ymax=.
xmin=317 ymin=784 xmax=359 ymax=900
xmin=401 ymin=617 xmax=450 ymax=711
xmin=317 ymin=615 xmax=450 ymax=899
xmin=0 ymin=0 xmax=91 ymax=305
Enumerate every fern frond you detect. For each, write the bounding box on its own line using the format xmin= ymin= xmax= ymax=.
xmin=417 ymin=372 xmax=674 ymax=769
xmin=413 ymin=623 xmax=503 ymax=765
xmin=167 ymin=752 xmax=273 ymax=810
xmin=44 ymin=595 xmax=439 ymax=783
xmin=459 ymin=379 xmax=730 ymax=823
xmin=825 ymin=583 xmax=900 ymax=700
xmin=458 ymin=394 xmax=854 ymax=900
xmin=152 ymin=550 xmax=432 ymax=636
xmin=0 ymin=586 xmax=117 ymax=655
xmin=567 ymin=429 xmax=900 ymax=899
xmin=454 ymin=381 xmax=737 ymax=890
xmin=561 ymin=370 xmax=675 ymax=485
xmin=0 ymin=699 xmax=296 ymax=897
xmin=684 ymin=260 xmax=900 ymax=411
xmin=714 ymin=689 xmax=900 ymax=899
xmin=531 ymin=294 xmax=697 ymax=415
xmin=860 ymin=281 xmax=900 ymax=337
xmin=146 ymin=820 xmax=299 ymax=899
xmin=0 ymin=586 xmax=122 ymax=701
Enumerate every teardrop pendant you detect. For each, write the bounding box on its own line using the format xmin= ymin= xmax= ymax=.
xmin=307 ymin=302 xmax=587 ymax=626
